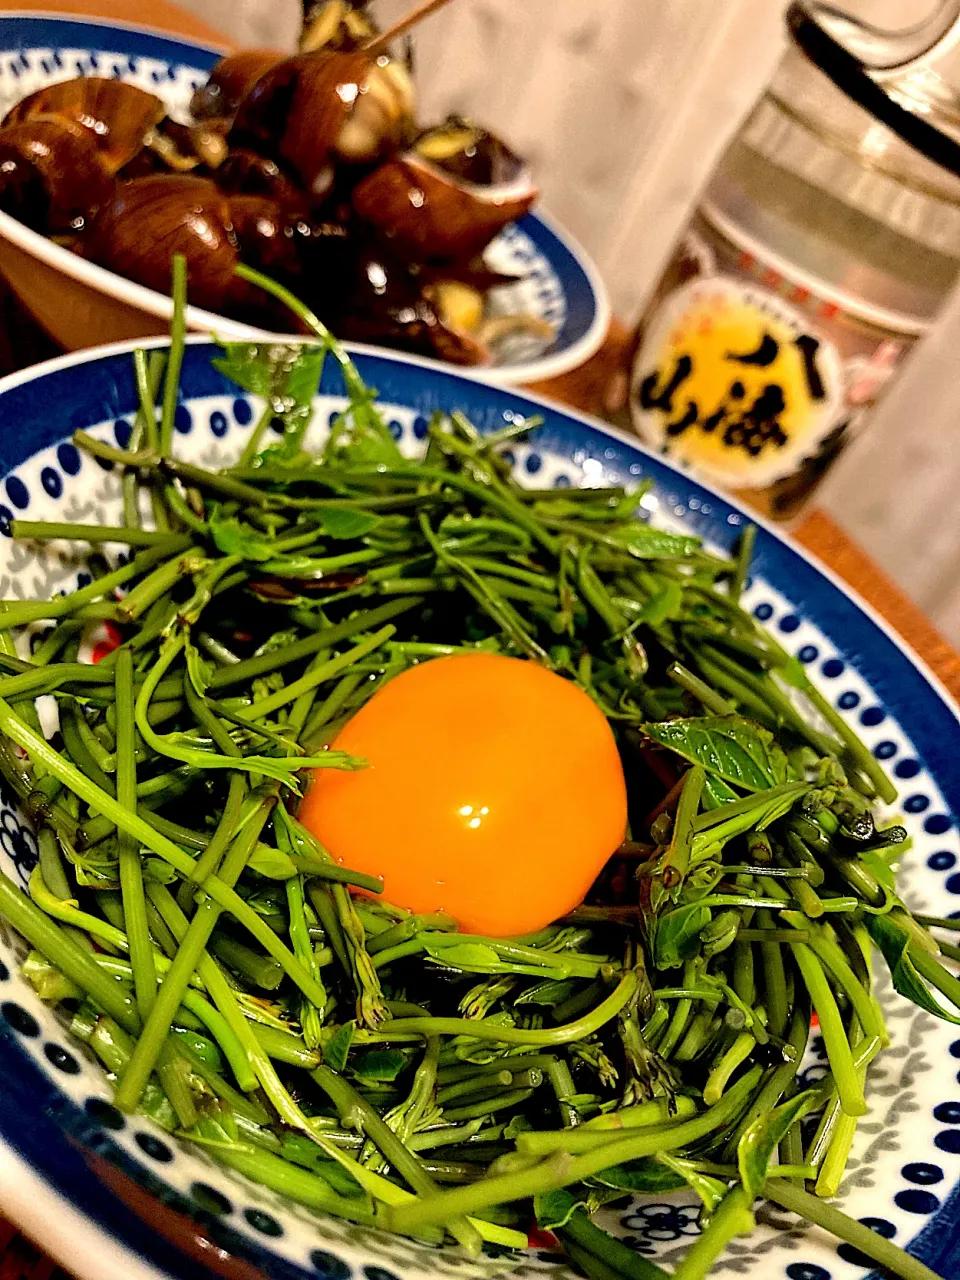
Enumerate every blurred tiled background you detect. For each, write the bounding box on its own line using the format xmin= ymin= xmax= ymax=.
xmin=179 ymin=0 xmax=960 ymax=648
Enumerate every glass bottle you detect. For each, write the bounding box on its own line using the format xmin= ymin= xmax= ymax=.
xmin=620 ymin=2 xmax=960 ymax=521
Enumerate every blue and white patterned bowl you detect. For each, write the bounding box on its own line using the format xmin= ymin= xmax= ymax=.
xmin=0 ymin=15 xmax=609 ymax=385
xmin=0 ymin=337 xmax=956 ymax=1280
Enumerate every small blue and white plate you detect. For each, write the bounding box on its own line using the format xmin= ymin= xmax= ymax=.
xmin=0 ymin=337 xmax=956 ymax=1280
xmin=0 ymin=15 xmax=609 ymax=384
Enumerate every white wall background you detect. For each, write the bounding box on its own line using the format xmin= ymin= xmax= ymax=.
xmin=179 ymin=0 xmax=960 ymax=645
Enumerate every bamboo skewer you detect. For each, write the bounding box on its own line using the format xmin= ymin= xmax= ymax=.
xmin=363 ymin=0 xmax=457 ymax=58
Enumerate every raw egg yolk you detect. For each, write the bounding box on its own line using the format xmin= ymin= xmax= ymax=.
xmin=298 ymin=653 xmax=627 ymax=936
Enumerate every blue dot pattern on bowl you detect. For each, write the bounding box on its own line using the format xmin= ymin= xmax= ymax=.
xmin=895 ymin=1189 xmax=940 ymax=1214
xmin=56 ymin=443 xmax=81 ymax=475
xmin=926 ymin=815 xmax=953 ymax=835
xmin=43 ymin=1042 xmax=79 ymax=1074
xmin=5 ymin=477 xmax=28 ymax=509
xmin=929 ymin=851 xmax=956 ymax=871
xmin=312 ymin=1251 xmax=352 ymax=1280
xmin=135 ymin=1132 xmax=173 ymax=1162
xmin=191 ymin=1182 xmax=232 ymax=1216
xmin=2 ymin=1002 xmax=38 ymax=1037
xmin=84 ymin=1098 xmax=124 ymax=1130
xmin=245 ymin=1208 xmax=283 ymax=1237
xmin=902 ymin=1163 xmax=944 ymax=1185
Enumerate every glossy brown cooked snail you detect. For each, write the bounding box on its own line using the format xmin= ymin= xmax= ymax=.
xmin=326 ymin=230 xmax=486 ymax=365
xmin=215 ymin=148 xmax=306 ymax=210
xmin=3 ymin=77 xmax=165 ymax=175
xmin=85 ymin=176 xmax=241 ymax=313
xmin=352 ymin=119 xmax=537 ymax=259
xmin=230 ymin=50 xmax=371 ymax=197
xmin=227 ymin=195 xmax=351 ymax=319
xmin=0 ymin=119 xmax=112 ymax=232
xmin=229 ymin=47 xmax=414 ymax=195
xmin=189 ymin=50 xmax=284 ymax=123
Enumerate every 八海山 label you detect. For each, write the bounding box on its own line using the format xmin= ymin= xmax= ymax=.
xmin=630 ymin=275 xmax=845 ymax=490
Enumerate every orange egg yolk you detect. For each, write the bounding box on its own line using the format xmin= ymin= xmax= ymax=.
xmin=298 ymin=653 xmax=627 ymax=936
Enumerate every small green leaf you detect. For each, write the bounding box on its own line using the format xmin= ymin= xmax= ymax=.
xmin=184 ymin=641 xmax=212 ymax=697
xmin=772 ymin=656 xmax=809 ymax=690
xmin=213 ymin=342 xmax=284 ymax=398
xmin=246 ymin=843 xmax=297 ymax=880
xmin=323 ymin=392 xmax=405 ymax=469
xmin=143 ymin=858 xmax=178 ymax=884
xmin=280 ymin=1135 xmax=366 ymax=1197
xmin=867 ymin=914 xmax=960 ymax=1024
xmin=324 ymin=1021 xmax=355 ymax=1072
xmin=587 ymin=1158 xmax=687 ymax=1193
xmin=210 ymin=516 xmax=276 ymax=563
xmin=504 ymin=1114 xmax=534 ymax=1139
xmin=315 ymin=508 xmax=381 ymax=540
xmin=253 ymin=628 xmax=301 ymax=659
xmin=423 ymin=939 xmax=503 ymax=970
xmin=213 ymin=342 xmax=325 ymax=455
xmin=514 ymin=979 xmax=578 ymax=1007
xmin=702 ymin=775 xmax=741 ymax=809
xmin=638 ymin=580 xmax=684 ymax=625
xmin=606 ymin=523 xmax=702 ymax=560
xmin=860 ymin=850 xmax=897 ymax=892
xmin=642 ymin=715 xmax=788 ymax=792
xmin=658 ymin=1153 xmax=727 ymax=1217
xmin=351 ymin=1050 xmax=407 ymax=1083
xmin=653 ymin=902 xmax=711 ymax=969
xmin=737 ymin=1089 xmax=820 ymax=1200
xmin=282 ymin=346 xmax=325 ymax=423
xmin=534 ymin=1188 xmax=587 ymax=1230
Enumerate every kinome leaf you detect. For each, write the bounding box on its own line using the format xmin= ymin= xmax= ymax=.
xmin=642 ymin=716 xmax=788 ymax=792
